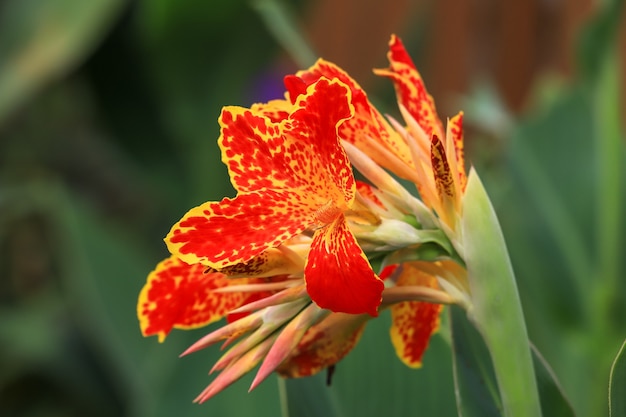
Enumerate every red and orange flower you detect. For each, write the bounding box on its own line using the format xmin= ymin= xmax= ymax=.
xmin=137 ymin=34 xmax=469 ymax=402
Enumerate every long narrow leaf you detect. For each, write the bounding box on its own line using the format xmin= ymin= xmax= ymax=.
xmin=609 ymin=339 xmax=626 ymax=417
xmin=279 ymin=374 xmax=344 ymax=417
xmin=461 ymin=169 xmax=541 ymax=417
xmin=450 ymin=306 xmax=502 ymax=417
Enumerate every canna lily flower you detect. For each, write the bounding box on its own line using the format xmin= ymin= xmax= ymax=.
xmin=165 ymin=77 xmax=384 ymax=316
xmin=138 ymin=33 xmax=472 ymax=404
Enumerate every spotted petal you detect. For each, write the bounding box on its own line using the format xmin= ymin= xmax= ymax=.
xmin=447 ymin=111 xmax=467 ymax=192
xmin=306 ymin=215 xmax=384 ymax=316
xmin=137 ymin=256 xmax=255 ymax=342
xmin=166 ymin=190 xmax=314 ymax=268
xmin=277 ymin=313 xmax=369 ymax=378
xmin=287 ymin=60 xmax=414 ymax=177
xmin=219 ymin=77 xmax=355 ymax=200
xmin=167 ymin=78 xmax=358 ymax=268
xmin=374 ymin=34 xmax=444 ymax=141
xmin=389 ymin=263 xmax=442 ymax=367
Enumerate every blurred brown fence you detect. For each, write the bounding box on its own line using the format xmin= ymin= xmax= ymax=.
xmin=304 ymin=0 xmax=625 ymax=115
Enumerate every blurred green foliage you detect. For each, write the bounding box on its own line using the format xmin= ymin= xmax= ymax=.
xmin=0 ymin=0 xmax=624 ymax=416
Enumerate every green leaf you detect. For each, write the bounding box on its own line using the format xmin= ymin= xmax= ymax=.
xmin=531 ymin=344 xmax=576 ymax=417
xmin=449 ymin=306 xmax=502 ymax=417
xmin=461 ymin=169 xmax=541 ymax=417
xmin=0 ymin=0 xmax=126 ymax=123
xmin=251 ymin=0 xmax=317 ymax=68
xmin=451 ymin=305 xmax=576 ymax=417
xmin=609 ymin=339 xmax=626 ymax=417
xmin=280 ymin=374 xmax=344 ymax=417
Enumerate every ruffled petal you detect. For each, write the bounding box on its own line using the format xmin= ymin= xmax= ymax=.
xmin=290 ymin=60 xmax=413 ymax=175
xmin=374 ymin=34 xmax=444 ymax=141
xmin=250 ymin=99 xmax=292 ymax=123
xmin=220 ymin=77 xmax=356 ymax=205
xmin=218 ymin=107 xmax=308 ymax=193
xmin=137 ymin=256 xmax=252 ymax=342
xmin=305 ymin=215 xmax=384 ymax=316
xmin=277 ymin=313 xmax=369 ymax=378
xmin=389 ymin=263 xmax=442 ymax=368
xmin=288 ymin=77 xmax=356 ymax=207
xmin=166 ymin=190 xmax=314 ymax=268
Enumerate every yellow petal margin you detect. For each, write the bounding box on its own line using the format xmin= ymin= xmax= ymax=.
xmin=137 ymin=256 xmax=252 ymax=342
xmin=277 ymin=313 xmax=369 ymax=378
xmin=389 ymin=263 xmax=443 ymax=368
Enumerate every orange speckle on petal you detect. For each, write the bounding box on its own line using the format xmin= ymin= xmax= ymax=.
xmin=389 ymin=264 xmax=442 ymax=368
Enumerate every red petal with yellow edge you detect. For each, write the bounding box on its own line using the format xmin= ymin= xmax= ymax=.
xmin=250 ymin=99 xmax=291 ymax=123
xmin=277 ymin=313 xmax=369 ymax=378
xmin=305 ymin=215 xmax=383 ymax=316
xmin=166 ymin=190 xmax=314 ymax=268
xmin=290 ymin=60 xmax=414 ymax=174
xmin=219 ymin=107 xmax=308 ymax=194
xmin=219 ymin=78 xmax=355 ymax=202
xmin=389 ymin=264 xmax=442 ymax=368
xmin=374 ymin=35 xmax=444 ymax=141
xmin=137 ymin=256 xmax=251 ymax=342
xmin=288 ymin=77 xmax=356 ymax=205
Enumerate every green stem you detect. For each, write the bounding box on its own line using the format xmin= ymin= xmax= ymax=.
xmin=461 ymin=169 xmax=542 ymax=417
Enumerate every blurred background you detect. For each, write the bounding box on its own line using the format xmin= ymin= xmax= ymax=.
xmin=0 ymin=0 xmax=624 ymax=416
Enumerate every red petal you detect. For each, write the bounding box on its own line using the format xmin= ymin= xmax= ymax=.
xmin=166 ymin=190 xmax=313 ymax=268
xmin=379 ymin=264 xmax=399 ymax=280
xmin=293 ymin=60 xmax=414 ymax=175
xmin=374 ymin=35 xmax=444 ymax=141
xmin=137 ymin=256 xmax=252 ymax=342
xmin=389 ymin=264 xmax=442 ymax=367
xmin=250 ymin=99 xmax=292 ymax=123
xmin=288 ymin=77 xmax=356 ymax=206
xmin=305 ymin=215 xmax=383 ymax=316
xmin=219 ymin=107 xmax=308 ymax=193
xmin=219 ymin=78 xmax=355 ymax=203
xmin=277 ymin=313 xmax=369 ymax=378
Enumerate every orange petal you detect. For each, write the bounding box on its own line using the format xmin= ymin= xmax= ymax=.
xmin=374 ymin=34 xmax=444 ymax=141
xmin=137 ymin=256 xmax=252 ymax=342
xmin=431 ymin=135 xmax=458 ymax=226
xmin=447 ymin=111 xmax=467 ymax=192
xmin=166 ymin=190 xmax=314 ymax=268
xmin=305 ymin=215 xmax=384 ymax=316
xmin=389 ymin=264 xmax=442 ymax=368
xmin=277 ymin=313 xmax=369 ymax=378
